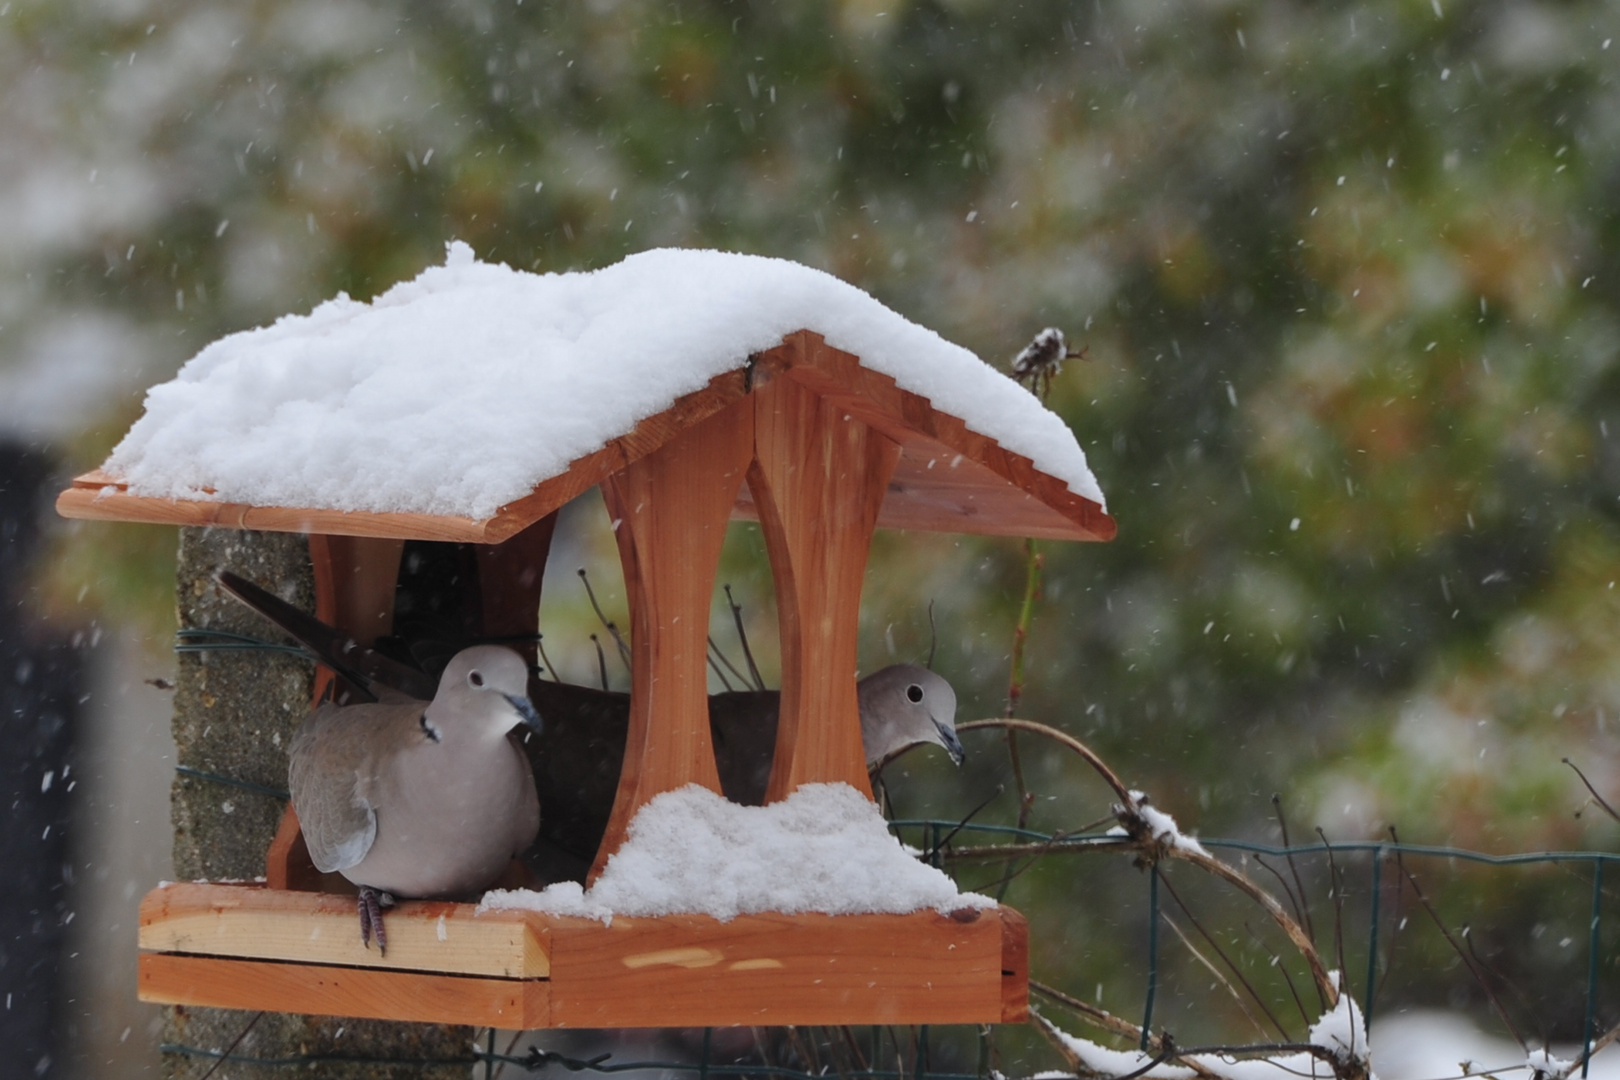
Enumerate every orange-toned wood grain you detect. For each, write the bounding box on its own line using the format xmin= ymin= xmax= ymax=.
xmin=56 ymin=481 xmax=498 ymax=541
xmin=999 ymin=906 xmax=1030 ymax=1022
xmin=139 ymin=953 xmax=550 ymax=1028
xmin=547 ymin=907 xmax=1009 ymax=1028
xmin=762 ymin=331 xmax=1116 ymax=543
xmin=749 ymin=363 xmax=897 ymax=804
xmin=308 ymin=534 xmax=404 ymax=650
xmin=139 ymin=883 xmax=551 ymax=977
xmin=138 ymin=881 xmax=1027 ymax=1028
xmin=590 ymin=398 xmax=756 ymax=881
xmin=264 ymin=805 xmax=334 ymax=893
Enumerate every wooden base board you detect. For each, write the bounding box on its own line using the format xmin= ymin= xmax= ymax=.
xmin=138 ymin=884 xmax=1029 ymax=1028
xmin=141 ymin=952 xmax=549 ymax=1028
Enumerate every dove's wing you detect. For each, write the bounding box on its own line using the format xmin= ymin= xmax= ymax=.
xmin=288 ymin=701 xmax=425 ymax=873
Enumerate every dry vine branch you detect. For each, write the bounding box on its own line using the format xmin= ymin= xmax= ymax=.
xmin=953 ymin=716 xmax=1339 ymax=1008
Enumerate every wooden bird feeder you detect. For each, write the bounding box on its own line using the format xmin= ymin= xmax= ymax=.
xmin=61 ymin=323 xmax=1113 ymax=1029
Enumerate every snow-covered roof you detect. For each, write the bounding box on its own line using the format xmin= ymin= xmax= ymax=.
xmin=65 ymin=245 xmax=1112 ymax=542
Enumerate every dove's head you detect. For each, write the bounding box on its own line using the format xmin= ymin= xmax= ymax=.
xmin=858 ymin=664 xmax=962 ymax=767
xmin=427 ymin=645 xmax=542 ymax=741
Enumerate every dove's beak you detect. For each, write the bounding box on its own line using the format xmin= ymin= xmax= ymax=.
xmin=505 ymin=694 xmax=544 ymax=734
xmin=934 ymin=720 xmax=965 ymax=766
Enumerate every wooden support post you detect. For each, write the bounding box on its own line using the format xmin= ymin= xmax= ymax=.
xmin=749 ymin=371 xmax=900 ymax=803
xmin=590 ymin=400 xmax=755 ymax=880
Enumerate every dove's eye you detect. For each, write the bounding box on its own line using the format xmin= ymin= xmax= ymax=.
xmin=906 ymin=683 xmax=924 ymax=704
xmin=469 ymin=671 xmax=485 ymax=688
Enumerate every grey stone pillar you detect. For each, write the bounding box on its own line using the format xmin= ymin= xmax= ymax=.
xmin=163 ymin=526 xmax=470 ymax=1079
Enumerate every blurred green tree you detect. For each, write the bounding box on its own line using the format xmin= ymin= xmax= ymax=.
xmin=7 ymin=0 xmax=1620 ymax=1059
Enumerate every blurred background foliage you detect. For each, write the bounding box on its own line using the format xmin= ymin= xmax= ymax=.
xmin=6 ymin=0 xmax=1620 ymax=1063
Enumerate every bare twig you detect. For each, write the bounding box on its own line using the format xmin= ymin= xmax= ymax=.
xmin=1158 ymin=873 xmax=1290 ymax=1040
xmin=1272 ymin=795 xmax=1318 ymax=956
xmin=1161 ymin=911 xmax=1277 ymax=1043
xmin=924 ymin=786 xmax=1006 ymax=863
xmin=1164 ymin=843 xmax=1337 ymax=1007
xmin=724 ymin=584 xmax=766 ymax=690
xmin=1316 ymin=828 xmax=1350 ymax=999
xmin=535 ymin=633 xmax=560 ymax=682
xmin=1252 ymin=853 xmax=1310 ymax=948
xmin=950 ymin=716 xmax=1337 ymax=1006
xmin=1029 ymin=1005 xmax=1223 ymax=1080
xmin=707 ymin=633 xmax=751 ymax=691
xmin=590 ymin=634 xmax=609 ymax=691
xmin=1247 ymin=921 xmax=1315 ymax=1030
xmin=706 ymin=645 xmax=737 ymax=692
xmin=1390 ymin=841 xmax=1525 ymax=1051
xmin=578 ymin=568 xmax=631 ymax=667
xmin=1564 ymin=757 xmax=1620 ymax=823
xmin=1031 ymin=979 xmax=1145 ymax=1044
xmin=956 ymin=718 xmax=1136 ymax=807
xmin=197 ymin=1012 xmax=263 ymax=1080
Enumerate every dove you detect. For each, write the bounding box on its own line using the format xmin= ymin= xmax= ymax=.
xmin=287 ymin=645 xmax=542 ymax=952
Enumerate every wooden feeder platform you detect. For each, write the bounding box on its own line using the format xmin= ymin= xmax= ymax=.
xmin=68 ymin=329 xmax=1109 ymax=1029
xmin=139 ymin=883 xmax=1028 ymax=1028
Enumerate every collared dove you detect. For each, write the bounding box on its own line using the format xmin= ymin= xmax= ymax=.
xmin=287 ymin=645 xmax=542 ymax=951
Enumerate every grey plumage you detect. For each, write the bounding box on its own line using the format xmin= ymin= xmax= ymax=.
xmin=706 ymin=664 xmax=962 ymax=810
xmin=857 ymin=663 xmax=962 ymax=767
xmin=288 ymin=645 xmax=542 ymax=946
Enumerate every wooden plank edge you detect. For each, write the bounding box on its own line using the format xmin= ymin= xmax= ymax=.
xmin=139 ymin=952 xmax=550 ymax=1028
xmin=139 ymin=883 xmax=551 ymax=978
xmin=999 ymin=907 xmax=1031 ymax=1023
xmin=57 ymin=484 xmax=496 ymax=542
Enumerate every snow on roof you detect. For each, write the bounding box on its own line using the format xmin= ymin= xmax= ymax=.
xmin=104 ymin=244 xmax=1106 ymax=520
xmin=479 ymin=782 xmax=994 ymax=922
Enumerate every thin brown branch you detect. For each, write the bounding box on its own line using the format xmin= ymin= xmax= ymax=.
xmin=1272 ymin=795 xmax=1318 ymax=958
xmin=723 ymin=585 xmax=766 ymax=691
xmin=578 ymin=568 xmax=632 ymax=666
xmin=1390 ymin=844 xmax=1525 ymax=1051
xmin=1158 ymin=841 xmax=1337 ymax=1006
xmin=1157 ymin=872 xmax=1290 ymax=1040
xmin=1564 ymin=757 xmax=1620 ymax=823
xmin=1160 ymin=911 xmax=1277 ymax=1043
xmin=1247 ymin=920 xmax=1314 ymax=1030
xmin=957 ymin=718 xmax=1137 ymax=807
xmin=1316 ymin=828 xmax=1350 ymax=999
xmin=952 ymin=716 xmax=1335 ymax=1004
xmin=1029 ymin=979 xmax=1142 ymax=1043
xmin=707 ymin=634 xmax=748 ymax=691
xmin=1252 ymin=853 xmax=1312 ymax=960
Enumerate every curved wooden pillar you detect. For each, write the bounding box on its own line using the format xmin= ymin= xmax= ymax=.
xmin=590 ymin=400 xmax=756 ymax=881
xmin=750 ymin=375 xmax=900 ymax=804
